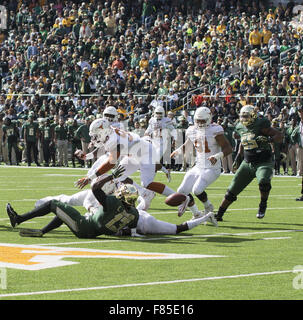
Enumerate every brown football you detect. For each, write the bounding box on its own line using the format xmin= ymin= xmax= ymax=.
xmin=165 ymin=193 xmax=187 ymax=206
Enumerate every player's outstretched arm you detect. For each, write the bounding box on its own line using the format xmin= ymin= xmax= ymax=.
xmin=91 ymin=165 xmax=125 ymax=208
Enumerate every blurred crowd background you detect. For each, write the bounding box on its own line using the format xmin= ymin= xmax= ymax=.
xmin=1 ymin=0 xmax=303 ymax=176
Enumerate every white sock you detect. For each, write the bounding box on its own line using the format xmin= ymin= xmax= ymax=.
xmin=161 ymin=185 xmax=175 ymax=196
xmin=203 ymin=200 xmax=211 ymax=208
xmin=186 ymin=215 xmax=208 ymax=229
xmin=188 ymin=204 xmax=200 ymax=215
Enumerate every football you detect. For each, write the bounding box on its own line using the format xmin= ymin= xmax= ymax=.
xmin=165 ymin=193 xmax=187 ymax=206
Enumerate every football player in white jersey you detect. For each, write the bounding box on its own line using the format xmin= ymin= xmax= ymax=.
xmin=171 ymin=107 xmax=232 ymax=219
xmin=75 ymin=109 xmax=155 ymax=211
xmin=26 ymin=167 xmax=216 ymax=237
xmin=144 ymin=105 xmax=177 ymax=181
xmin=75 ymin=118 xmax=176 ymax=199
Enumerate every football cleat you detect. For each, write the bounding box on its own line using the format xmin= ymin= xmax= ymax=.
xmin=214 ymin=213 xmax=223 ymax=222
xmin=256 ymin=203 xmax=267 ymax=219
xmin=6 ymin=203 xmax=18 ymax=228
xmin=256 ymin=210 xmax=266 ymax=219
xmin=136 ymin=189 xmax=155 ymax=211
xmin=19 ymin=228 xmax=43 ymax=237
xmin=178 ymin=195 xmax=190 ymax=217
xmin=205 ymin=212 xmax=218 ymax=227
xmin=296 ymin=196 xmax=303 ymax=201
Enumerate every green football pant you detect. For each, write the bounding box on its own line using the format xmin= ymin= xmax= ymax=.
xmin=228 ymin=160 xmax=274 ymax=196
xmin=50 ymin=200 xmax=98 ymax=238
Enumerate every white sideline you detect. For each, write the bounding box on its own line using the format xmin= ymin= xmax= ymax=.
xmin=0 ymin=269 xmax=294 ymax=298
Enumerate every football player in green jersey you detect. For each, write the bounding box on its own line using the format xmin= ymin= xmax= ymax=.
xmin=2 ymin=117 xmax=20 ymax=165
xmin=6 ymin=165 xmax=211 ymax=238
xmin=215 ymin=105 xmax=283 ymax=221
xmin=6 ymin=166 xmax=139 ymax=238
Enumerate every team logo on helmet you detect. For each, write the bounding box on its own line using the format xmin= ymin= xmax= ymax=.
xmin=89 ymin=118 xmax=112 ymax=148
xmin=115 ymin=184 xmax=138 ymax=206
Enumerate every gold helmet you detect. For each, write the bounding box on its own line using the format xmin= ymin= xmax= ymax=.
xmin=115 ymin=184 xmax=138 ymax=206
xmin=239 ymin=105 xmax=257 ymax=127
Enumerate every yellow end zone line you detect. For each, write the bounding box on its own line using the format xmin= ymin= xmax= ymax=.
xmin=0 ymin=269 xmax=295 ymax=298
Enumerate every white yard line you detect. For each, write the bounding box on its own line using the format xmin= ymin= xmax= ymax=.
xmin=0 ymin=269 xmax=294 ymax=298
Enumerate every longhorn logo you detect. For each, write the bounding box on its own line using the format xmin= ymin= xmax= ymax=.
xmin=0 ymin=243 xmax=225 ymax=270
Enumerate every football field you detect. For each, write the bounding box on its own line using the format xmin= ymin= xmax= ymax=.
xmin=0 ymin=165 xmax=303 ymax=301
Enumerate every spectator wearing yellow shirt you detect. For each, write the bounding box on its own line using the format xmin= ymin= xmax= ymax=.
xmin=247 ymin=50 xmax=264 ymax=71
xmin=193 ymin=36 xmax=203 ymax=50
xmin=249 ymin=25 xmax=262 ymax=49
xmin=139 ymin=53 xmax=149 ymax=72
xmin=216 ymin=20 xmax=226 ymax=34
xmin=266 ymin=9 xmax=275 ymax=22
xmin=261 ymin=25 xmax=272 ymax=47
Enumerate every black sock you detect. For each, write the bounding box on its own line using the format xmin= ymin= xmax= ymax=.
xmin=17 ymin=201 xmax=52 ymax=224
xmin=196 ymin=191 xmax=207 ymax=203
xmin=42 ymin=216 xmax=63 ymax=234
xmin=176 ymin=223 xmax=189 ymax=234
xmin=259 ymin=199 xmax=267 ymax=213
xmin=216 ymin=206 xmax=227 ymax=218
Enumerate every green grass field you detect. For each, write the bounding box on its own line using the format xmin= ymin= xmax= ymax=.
xmin=0 ymin=165 xmax=303 ymax=301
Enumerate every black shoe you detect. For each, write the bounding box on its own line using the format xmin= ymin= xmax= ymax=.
xmin=296 ymin=196 xmax=303 ymax=201
xmin=214 ymin=214 xmax=223 ymax=222
xmin=6 ymin=203 xmax=18 ymax=228
xmin=256 ymin=210 xmax=266 ymax=219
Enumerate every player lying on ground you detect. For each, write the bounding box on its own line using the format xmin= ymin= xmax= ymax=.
xmin=215 ymin=105 xmax=283 ymax=221
xmin=170 ymin=107 xmax=232 ymax=218
xmin=6 ymin=166 xmax=216 ymax=238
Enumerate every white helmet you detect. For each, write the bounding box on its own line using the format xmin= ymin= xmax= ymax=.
xmin=89 ymin=118 xmax=112 ymax=148
xmin=154 ymin=105 xmax=165 ymax=120
xmin=194 ymin=107 xmax=212 ymax=129
xmin=115 ymin=184 xmax=138 ymax=206
xmin=239 ymin=105 xmax=256 ymax=127
xmin=103 ymin=106 xmax=118 ymax=122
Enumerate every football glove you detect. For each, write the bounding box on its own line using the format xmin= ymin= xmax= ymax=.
xmin=112 ymin=164 xmax=125 ymax=179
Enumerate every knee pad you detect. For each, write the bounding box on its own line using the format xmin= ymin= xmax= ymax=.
xmin=259 ymin=182 xmax=272 ymax=193
xmin=224 ymin=190 xmax=237 ymax=202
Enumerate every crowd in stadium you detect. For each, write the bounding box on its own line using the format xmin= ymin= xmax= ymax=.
xmin=0 ymin=0 xmax=303 ymax=175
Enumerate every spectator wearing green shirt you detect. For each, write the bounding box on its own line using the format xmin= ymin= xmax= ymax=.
xmin=22 ymin=114 xmax=40 ymax=167
xmin=54 ymin=117 xmax=69 ymax=167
